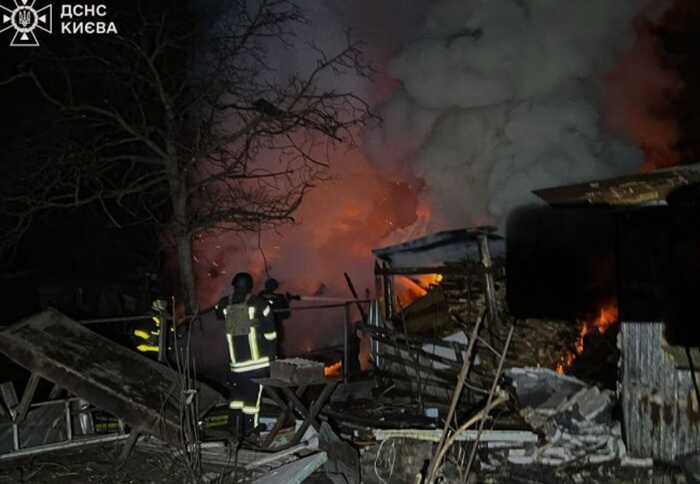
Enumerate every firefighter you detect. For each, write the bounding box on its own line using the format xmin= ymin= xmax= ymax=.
xmin=133 ymin=299 xmax=169 ymax=354
xmin=216 ymin=272 xmax=277 ymax=436
xmin=258 ymin=278 xmax=292 ymax=352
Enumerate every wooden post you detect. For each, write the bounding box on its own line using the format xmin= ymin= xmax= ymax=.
xmin=425 ymin=310 xmax=486 ymax=482
xmin=15 ymin=374 xmax=40 ymax=424
xmin=478 ymin=233 xmax=498 ymax=324
xmin=343 ymin=303 xmax=350 ymax=384
xmin=382 ymin=262 xmax=392 ymax=320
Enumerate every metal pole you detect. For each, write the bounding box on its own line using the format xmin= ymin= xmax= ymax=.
xmin=0 ymin=433 xmax=132 ymax=461
xmin=79 ymin=315 xmax=153 ymax=325
xmin=64 ymin=400 xmax=72 ymax=441
xmin=343 ymin=303 xmax=350 ymax=384
xmin=11 ymin=423 xmax=18 ymax=451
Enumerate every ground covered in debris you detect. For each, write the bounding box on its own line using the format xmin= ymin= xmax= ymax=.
xmin=360 ymin=441 xmax=688 ymax=484
xmin=0 ymin=441 xmax=193 ymax=483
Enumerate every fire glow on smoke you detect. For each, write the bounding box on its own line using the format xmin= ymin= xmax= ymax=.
xmin=170 ymin=0 xmax=685 ymax=363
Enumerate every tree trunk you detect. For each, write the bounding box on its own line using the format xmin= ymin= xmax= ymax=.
xmin=175 ymin=230 xmax=197 ymax=315
xmin=165 ymin=117 xmax=197 ymax=314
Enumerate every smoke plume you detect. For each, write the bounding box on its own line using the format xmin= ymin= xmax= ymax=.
xmin=187 ymin=0 xmax=681 ymax=355
xmin=366 ymin=0 xmax=677 ymax=231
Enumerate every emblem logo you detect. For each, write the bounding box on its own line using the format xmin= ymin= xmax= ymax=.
xmin=0 ymin=0 xmax=52 ymax=47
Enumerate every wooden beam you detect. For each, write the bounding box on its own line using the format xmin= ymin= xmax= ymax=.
xmin=15 ymin=373 xmax=40 ymax=423
xmin=0 ymin=382 xmax=18 ymax=418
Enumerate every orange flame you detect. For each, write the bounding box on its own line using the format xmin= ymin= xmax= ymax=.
xmin=556 ymin=301 xmax=618 ymax=374
xmin=324 ymin=361 xmax=342 ymax=378
xmin=395 ymin=274 xmax=443 ymax=307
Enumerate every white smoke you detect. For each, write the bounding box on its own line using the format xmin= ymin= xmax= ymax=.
xmin=366 ymin=0 xmax=669 ymax=231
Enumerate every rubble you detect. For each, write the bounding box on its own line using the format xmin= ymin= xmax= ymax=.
xmin=503 ymin=368 xmax=623 ymax=466
xmin=0 ymin=310 xmax=223 ymax=449
xmin=319 ymin=422 xmax=360 ymax=484
xmin=373 ymin=429 xmax=538 ymax=445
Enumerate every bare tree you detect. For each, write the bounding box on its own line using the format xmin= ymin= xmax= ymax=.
xmin=1 ymin=0 xmax=374 ymax=312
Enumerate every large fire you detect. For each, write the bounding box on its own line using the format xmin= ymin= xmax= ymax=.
xmin=556 ymin=301 xmax=619 ymax=374
xmin=395 ymin=273 xmax=444 ymax=307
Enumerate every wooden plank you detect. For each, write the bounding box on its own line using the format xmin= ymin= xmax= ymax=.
xmin=15 ymin=373 xmax=40 ymax=423
xmin=251 ymin=451 xmax=327 ymax=484
xmin=0 ymin=382 xmax=18 ymax=418
xmin=0 ymin=309 xmax=224 ymax=447
xmin=373 ymin=429 xmax=538 ymax=443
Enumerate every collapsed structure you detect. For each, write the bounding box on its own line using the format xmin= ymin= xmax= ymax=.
xmin=1 ymin=164 xmax=699 ymax=482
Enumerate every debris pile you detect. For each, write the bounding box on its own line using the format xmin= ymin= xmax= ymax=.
xmin=503 ymin=368 xmax=624 ymax=466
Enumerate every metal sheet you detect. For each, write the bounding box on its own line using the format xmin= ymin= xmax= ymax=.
xmin=620 ymin=322 xmax=700 ymax=462
xmin=533 ymin=163 xmax=700 ymax=206
xmin=372 ymin=227 xmax=503 ymax=268
xmin=0 ymin=310 xmax=224 ymax=446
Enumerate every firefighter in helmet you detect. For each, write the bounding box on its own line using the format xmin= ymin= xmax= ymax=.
xmin=216 ymin=272 xmax=277 ymax=435
xmin=258 ymin=278 xmax=293 ymax=353
xmin=133 ymin=299 xmax=169 ymax=355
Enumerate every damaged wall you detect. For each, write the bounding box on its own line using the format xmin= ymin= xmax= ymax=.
xmin=620 ymin=321 xmax=700 ymax=462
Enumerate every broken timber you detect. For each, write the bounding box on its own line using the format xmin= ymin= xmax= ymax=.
xmin=0 ymin=309 xmax=223 ymax=447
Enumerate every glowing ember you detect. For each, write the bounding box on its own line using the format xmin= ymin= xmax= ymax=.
xmin=556 ymin=301 xmax=618 ymax=375
xmin=324 ymin=361 xmax=342 ymax=378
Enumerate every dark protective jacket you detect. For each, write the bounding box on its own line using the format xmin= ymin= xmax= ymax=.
xmin=218 ymin=294 xmax=277 ymax=373
xmin=259 ymin=290 xmax=291 ymax=321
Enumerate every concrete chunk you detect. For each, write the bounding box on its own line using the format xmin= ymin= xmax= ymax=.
xmin=270 ymin=358 xmax=325 ymax=384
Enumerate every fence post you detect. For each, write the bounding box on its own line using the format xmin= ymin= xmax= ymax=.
xmin=343 ymin=303 xmax=350 ymax=384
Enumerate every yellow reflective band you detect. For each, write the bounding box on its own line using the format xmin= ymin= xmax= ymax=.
xmin=226 ymin=333 xmax=236 ymax=365
xmin=264 ymin=331 xmax=277 ymax=341
xmin=248 ymin=306 xmax=255 ymax=319
xmin=137 ymin=344 xmax=159 ymax=352
xmin=150 ymin=331 xmax=160 ymax=336
xmin=255 ymin=384 xmax=262 ymax=410
xmin=229 ymin=400 xmax=244 ymax=410
xmin=134 ymin=329 xmax=150 ymax=340
xmin=152 ymin=316 xmax=161 ymax=326
xmin=243 ymin=386 xmax=262 ymax=416
xmin=249 ymin=327 xmax=260 ymax=360
xmin=262 ymin=305 xmax=271 ymax=317
xmin=231 ymin=358 xmax=270 ymax=373
xmin=254 ymin=385 xmax=262 ymax=427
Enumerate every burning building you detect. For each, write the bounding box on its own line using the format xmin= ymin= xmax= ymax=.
xmin=359 ymin=163 xmax=700 ymax=476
